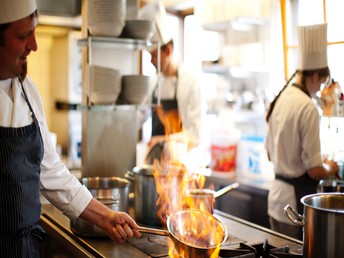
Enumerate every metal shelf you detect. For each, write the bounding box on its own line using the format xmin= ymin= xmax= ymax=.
xmin=77 ymin=37 xmax=158 ymax=51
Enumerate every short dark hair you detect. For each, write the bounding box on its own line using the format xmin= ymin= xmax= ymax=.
xmin=0 ymin=23 xmax=11 ymax=45
xmin=161 ymin=39 xmax=174 ymax=51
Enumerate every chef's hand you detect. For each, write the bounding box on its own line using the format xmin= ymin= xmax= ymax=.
xmin=106 ymin=210 xmax=141 ymax=243
xmin=323 ymin=158 xmax=340 ymax=178
xmin=79 ymin=198 xmax=141 ymax=243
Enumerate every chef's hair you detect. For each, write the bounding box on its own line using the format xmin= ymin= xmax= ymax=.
xmin=0 ymin=10 xmax=37 ymax=46
xmin=0 ymin=23 xmax=10 ymax=45
xmin=161 ymin=39 xmax=174 ymax=51
xmin=266 ymin=67 xmax=330 ymax=122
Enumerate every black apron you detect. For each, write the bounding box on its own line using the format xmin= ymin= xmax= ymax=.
xmin=0 ymin=80 xmax=46 ymax=257
xmin=151 ymin=73 xmax=182 ymax=136
xmin=275 ymin=174 xmax=318 ymax=214
xmin=275 ymin=83 xmax=319 ymax=214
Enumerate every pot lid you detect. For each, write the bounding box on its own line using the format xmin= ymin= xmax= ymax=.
xmin=132 ymin=165 xmax=156 ymax=176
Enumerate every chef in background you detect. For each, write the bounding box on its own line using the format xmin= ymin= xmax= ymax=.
xmin=139 ymin=0 xmax=206 ymax=161
xmin=265 ymin=23 xmax=338 ymax=240
xmin=0 ymin=0 xmax=140 ymax=256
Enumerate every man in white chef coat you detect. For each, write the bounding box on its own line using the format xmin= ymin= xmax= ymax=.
xmin=140 ymin=0 xmax=206 ymax=158
xmin=0 ymin=0 xmax=140 ymax=256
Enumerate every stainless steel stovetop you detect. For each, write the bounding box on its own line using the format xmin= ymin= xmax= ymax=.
xmin=41 ymin=205 xmax=304 ymax=258
xmin=127 ymin=233 xmax=303 ymax=258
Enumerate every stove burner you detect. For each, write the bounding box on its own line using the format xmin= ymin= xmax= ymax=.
xmin=148 ymin=235 xmax=173 ymax=247
xmin=128 ymin=235 xmax=302 ymax=258
xmin=219 ymin=240 xmax=303 ymax=258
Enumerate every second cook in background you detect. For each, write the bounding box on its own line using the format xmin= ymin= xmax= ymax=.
xmin=265 ymin=23 xmax=339 ymax=240
xmin=139 ymin=0 xmax=206 ymax=163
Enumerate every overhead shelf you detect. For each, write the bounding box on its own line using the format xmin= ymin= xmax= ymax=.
xmin=77 ymin=37 xmax=158 ymax=51
xmin=202 ymin=64 xmax=270 ymax=76
xmin=201 ymin=16 xmax=269 ymax=32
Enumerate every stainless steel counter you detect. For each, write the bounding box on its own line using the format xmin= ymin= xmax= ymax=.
xmin=40 ymin=204 xmax=303 ymax=258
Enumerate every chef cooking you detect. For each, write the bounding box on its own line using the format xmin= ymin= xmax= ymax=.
xmin=0 ymin=0 xmax=140 ymax=256
xmin=139 ymin=0 xmax=206 ymax=164
xmin=265 ymin=23 xmax=339 ymax=240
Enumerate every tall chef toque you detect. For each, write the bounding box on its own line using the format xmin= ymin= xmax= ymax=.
xmin=0 ymin=0 xmax=36 ymax=24
xmin=139 ymin=0 xmax=172 ymax=46
xmin=298 ymin=23 xmax=328 ymax=70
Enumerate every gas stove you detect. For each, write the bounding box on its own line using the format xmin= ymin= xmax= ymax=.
xmin=127 ymin=233 xmax=303 ymax=258
xmin=219 ymin=241 xmax=303 ymax=258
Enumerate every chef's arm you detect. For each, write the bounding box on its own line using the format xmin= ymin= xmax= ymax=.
xmin=307 ymin=160 xmax=339 ymax=180
xmin=79 ymin=198 xmax=141 ymax=242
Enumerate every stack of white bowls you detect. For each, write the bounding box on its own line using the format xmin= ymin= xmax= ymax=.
xmin=121 ymin=75 xmax=150 ymax=105
xmin=121 ymin=19 xmax=156 ymax=40
xmin=87 ymin=0 xmax=126 ymax=37
xmin=86 ymin=64 xmax=122 ymax=105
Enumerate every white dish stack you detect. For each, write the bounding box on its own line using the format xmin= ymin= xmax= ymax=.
xmin=121 ymin=75 xmax=150 ymax=105
xmin=121 ymin=19 xmax=156 ymax=40
xmin=87 ymin=0 xmax=126 ymax=37
xmin=86 ymin=64 xmax=122 ymax=105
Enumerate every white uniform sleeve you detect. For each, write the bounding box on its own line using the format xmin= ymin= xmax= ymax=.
xmin=300 ymin=103 xmax=323 ymax=169
xmin=176 ymin=65 xmax=205 ymax=145
xmin=24 ymin=78 xmax=92 ymax=219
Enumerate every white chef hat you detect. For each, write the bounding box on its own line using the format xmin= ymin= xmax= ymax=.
xmin=0 ymin=0 xmax=37 ymax=24
xmin=298 ymin=23 xmax=328 ymax=70
xmin=139 ymin=0 xmax=172 ymax=46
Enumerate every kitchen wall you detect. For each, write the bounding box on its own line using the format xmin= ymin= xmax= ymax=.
xmin=28 ymin=26 xmax=78 ymax=155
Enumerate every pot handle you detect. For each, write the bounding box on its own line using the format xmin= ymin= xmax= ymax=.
xmin=284 ymin=204 xmax=304 ymax=226
xmin=214 ymin=182 xmax=239 ymax=198
xmin=96 ymin=196 xmax=120 ymax=206
xmin=138 ymin=226 xmax=169 ymax=236
xmin=125 ymin=171 xmax=135 ymax=181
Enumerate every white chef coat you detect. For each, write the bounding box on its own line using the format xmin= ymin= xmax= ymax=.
xmin=152 ymin=63 xmax=206 ymax=145
xmin=0 ymin=77 xmax=92 ymax=219
xmin=265 ymin=85 xmax=322 ymax=224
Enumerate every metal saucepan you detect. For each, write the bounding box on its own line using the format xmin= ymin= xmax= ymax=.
xmin=317 ymin=179 xmax=344 ymax=193
xmin=139 ymin=209 xmax=228 ymax=258
xmin=125 ymin=164 xmax=186 ymax=227
xmin=185 ymin=182 xmax=239 ymax=214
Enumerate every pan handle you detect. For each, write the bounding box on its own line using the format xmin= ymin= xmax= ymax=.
xmin=284 ymin=204 xmax=304 ymax=226
xmin=214 ymin=182 xmax=239 ymax=198
xmin=138 ymin=226 xmax=169 ymax=236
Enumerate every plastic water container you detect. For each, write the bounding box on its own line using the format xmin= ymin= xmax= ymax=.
xmin=210 ymin=128 xmax=241 ymax=173
xmin=236 ymin=136 xmax=274 ymax=183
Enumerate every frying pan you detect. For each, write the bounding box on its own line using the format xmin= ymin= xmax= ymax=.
xmin=139 ymin=209 xmax=228 ymax=258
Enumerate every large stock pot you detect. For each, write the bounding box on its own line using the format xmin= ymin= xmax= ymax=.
xmin=125 ymin=164 xmax=186 ymax=226
xmin=70 ymin=177 xmax=130 ymax=237
xmin=285 ymin=193 xmax=344 ymax=258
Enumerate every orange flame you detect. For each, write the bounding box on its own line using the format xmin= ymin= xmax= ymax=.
xmin=152 ymin=140 xmax=225 ymax=257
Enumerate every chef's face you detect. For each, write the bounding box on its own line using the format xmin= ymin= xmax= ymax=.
xmin=0 ymin=13 xmax=38 ymax=80
xmin=309 ymin=71 xmax=331 ymax=97
xmin=149 ymin=43 xmax=170 ymax=74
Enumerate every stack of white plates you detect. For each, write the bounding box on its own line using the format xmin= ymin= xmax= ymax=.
xmin=87 ymin=0 xmax=126 ymax=37
xmin=86 ymin=64 xmax=122 ymax=105
xmin=121 ymin=19 xmax=156 ymax=40
xmin=122 ymin=75 xmax=150 ymax=105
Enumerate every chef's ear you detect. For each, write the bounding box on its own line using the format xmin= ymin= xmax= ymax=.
xmin=164 ymin=43 xmax=173 ymax=56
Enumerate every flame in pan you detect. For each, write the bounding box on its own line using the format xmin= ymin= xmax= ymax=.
xmin=152 ymin=156 xmax=223 ymax=257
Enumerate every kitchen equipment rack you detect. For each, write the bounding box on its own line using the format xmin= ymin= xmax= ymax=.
xmin=78 ymin=19 xmax=160 ymax=179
